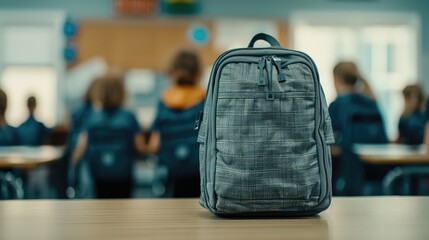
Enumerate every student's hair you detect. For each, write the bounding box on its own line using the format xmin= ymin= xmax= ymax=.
xmin=333 ymin=61 xmax=360 ymax=86
xmin=27 ymin=96 xmax=36 ymax=111
xmin=97 ymin=74 xmax=126 ymax=110
xmin=84 ymin=78 xmax=102 ymax=104
xmin=169 ymin=50 xmax=201 ymax=86
xmin=333 ymin=61 xmax=377 ymax=100
xmin=402 ymin=84 xmax=426 ymax=112
xmin=0 ymin=89 xmax=6 ymax=117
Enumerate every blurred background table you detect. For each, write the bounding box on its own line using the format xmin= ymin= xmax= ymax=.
xmin=352 ymin=144 xmax=429 ymax=164
xmin=0 ymin=146 xmax=63 ymax=169
xmin=0 ymin=197 xmax=428 ymax=240
xmin=0 ymin=146 xmax=63 ymax=199
xmin=348 ymin=144 xmax=429 ymax=195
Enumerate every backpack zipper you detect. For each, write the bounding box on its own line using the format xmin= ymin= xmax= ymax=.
xmin=272 ymin=55 xmax=286 ymax=82
xmin=194 ymin=111 xmax=203 ymax=130
xmin=257 ymin=57 xmax=266 ymax=86
xmin=266 ymin=57 xmax=274 ymax=100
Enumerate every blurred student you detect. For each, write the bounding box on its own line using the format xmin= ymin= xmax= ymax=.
xmin=69 ymin=79 xmax=103 ymax=150
xmin=329 ymin=61 xmax=387 ymax=144
xmin=0 ymin=89 xmax=20 ymax=199
xmin=61 ymin=79 xmax=102 ymax=199
xmin=15 ymin=96 xmax=51 ymax=198
xmin=397 ymin=84 xmax=426 ymax=145
xmin=425 ymin=99 xmax=429 ymax=151
xmin=0 ymin=89 xmax=19 ymax=146
xmin=72 ymin=74 xmax=145 ymax=198
xmin=148 ymin=51 xmax=205 ymax=198
xmin=17 ymin=96 xmax=50 ymax=146
xmin=329 ymin=62 xmax=389 ymax=196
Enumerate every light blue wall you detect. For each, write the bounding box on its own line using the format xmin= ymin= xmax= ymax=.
xmin=0 ymin=0 xmax=113 ymax=18
xmin=420 ymin=1 xmax=429 ymax=91
xmin=0 ymin=0 xmax=428 ymax=88
xmin=0 ymin=0 xmax=425 ymax=19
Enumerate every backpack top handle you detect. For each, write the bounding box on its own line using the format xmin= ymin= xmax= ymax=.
xmin=247 ymin=33 xmax=281 ymax=48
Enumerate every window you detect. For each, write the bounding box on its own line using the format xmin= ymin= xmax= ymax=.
xmin=1 ymin=66 xmax=57 ymax=127
xmin=0 ymin=14 xmax=66 ymax=128
xmin=293 ymin=17 xmax=418 ymax=140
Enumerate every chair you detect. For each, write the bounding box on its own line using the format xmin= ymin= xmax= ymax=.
xmin=0 ymin=171 xmax=24 ymax=199
xmin=335 ymin=111 xmax=388 ymax=196
xmin=382 ymin=166 xmax=429 ymax=195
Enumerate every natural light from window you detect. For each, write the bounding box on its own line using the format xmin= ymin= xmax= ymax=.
xmin=293 ymin=23 xmax=417 ymax=140
xmin=0 ymin=66 xmax=57 ymax=127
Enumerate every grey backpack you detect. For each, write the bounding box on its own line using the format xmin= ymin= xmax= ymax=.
xmin=195 ymin=33 xmax=335 ymax=216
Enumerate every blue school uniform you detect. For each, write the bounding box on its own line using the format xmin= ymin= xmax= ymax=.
xmin=398 ymin=111 xmax=425 ymax=145
xmin=69 ymin=103 xmax=94 ymax=150
xmin=330 ymin=93 xmax=390 ymax=196
xmin=66 ymin=104 xmax=100 ymax=198
xmin=82 ymin=107 xmax=141 ymax=198
xmin=82 ymin=108 xmax=141 ymax=135
xmin=426 ymin=99 xmax=429 ymax=122
xmin=151 ymin=99 xmax=204 ymax=198
xmin=17 ymin=115 xmax=49 ymax=146
xmin=151 ymin=100 xmax=203 ymax=172
xmin=328 ymin=93 xmax=387 ymax=144
xmin=0 ymin=125 xmax=19 ymax=146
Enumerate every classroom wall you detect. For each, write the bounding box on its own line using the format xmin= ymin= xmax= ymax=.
xmin=422 ymin=1 xmax=429 ymax=90
xmin=0 ymin=0 xmax=428 ymax=89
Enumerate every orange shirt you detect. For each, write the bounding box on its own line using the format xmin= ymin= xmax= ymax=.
xmin=161 ymin=85 xmax=205 ymax=110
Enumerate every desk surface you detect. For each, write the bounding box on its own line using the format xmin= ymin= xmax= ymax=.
xmin=0 ymin=197 xmax=428 ymax=240
xmin=352 ymin=144 xmax=429 ymax=164
xmin=0 ymin=146 xmax=63 ymax=168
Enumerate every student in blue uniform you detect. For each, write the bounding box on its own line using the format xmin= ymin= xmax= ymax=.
xmin=329 ymin=62 xmax=388 ymax=195
xmin=329 ymin=61 xmax=387 ymax=144
xmin=72 ymin=74 xmax=145 ymax=198
xmin=148 ymin=51 xmax=205 ymax=198
xmin=57 ymin=79 xmax=103 ymax=199
xmin=397 ymin=85 xmax=426 ymax=145
xmin=0 ymin=89 xmax=19 ymax=146
xmin=425 ymin=99 xmax=429 ymax=150
xmin=17 ymin=96 xmax=50 ymax=146
xmin=0 ymin=89 xmax=20 ymax=199
xmin=69 ymin=79 xmax=103 ymax=151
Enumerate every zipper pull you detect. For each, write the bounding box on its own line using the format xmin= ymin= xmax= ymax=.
xmin=194 ymin=111 xmax=203 ymax=130
xmin=257 ymin=57 xmax=266 ymax=86
xmin=266 ymin=57 xmax=274 ymax=101
xmin=272 ymin=56 xmax=286 ymax=82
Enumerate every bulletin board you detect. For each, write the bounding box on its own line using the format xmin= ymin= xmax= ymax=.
xmin=75 ymin=18 xmax=289 ymax=71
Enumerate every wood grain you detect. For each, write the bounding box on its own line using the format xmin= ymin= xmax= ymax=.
xmin=0 ymin=197 xmax=428 ymax=240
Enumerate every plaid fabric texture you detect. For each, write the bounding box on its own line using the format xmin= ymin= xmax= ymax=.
xmin=200 ymin=59 xmax=334 ymax=214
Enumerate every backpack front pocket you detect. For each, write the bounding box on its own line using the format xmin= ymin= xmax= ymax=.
xmin=214 ymin=96 xmax=321 ymax=213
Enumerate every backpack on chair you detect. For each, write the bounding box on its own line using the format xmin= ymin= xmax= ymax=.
xmin=195 ymin=33 xmax=335 ymax=216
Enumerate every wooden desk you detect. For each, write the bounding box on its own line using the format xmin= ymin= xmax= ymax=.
xmin=352 ymin=144 xmax=429 ymax=165
xmin=0 ymin=146 xmax=63 ymax=169
xmin=0 ymin=197 xmax=428 ymax=240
